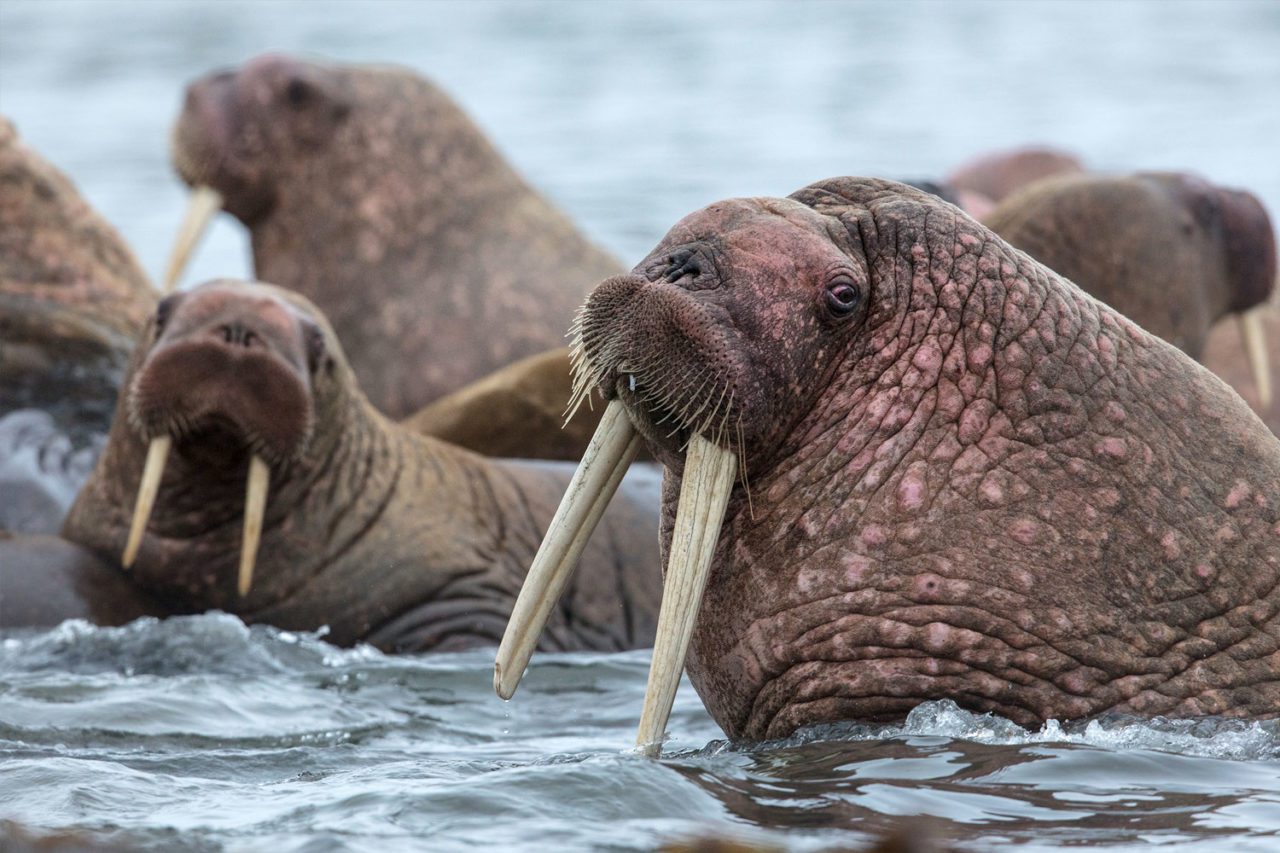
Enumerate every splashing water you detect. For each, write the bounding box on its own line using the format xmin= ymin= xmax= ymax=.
xmin=1 ymin=615 xmax=1277 ymax=851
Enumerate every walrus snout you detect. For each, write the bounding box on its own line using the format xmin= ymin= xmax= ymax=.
xmin=1215 ymin=187 xmax=1277 ymax=313
xmin=571 ymin=272 xmax=743 ymax=464
xmin=127 ymin=283 xmax=318 ymax=463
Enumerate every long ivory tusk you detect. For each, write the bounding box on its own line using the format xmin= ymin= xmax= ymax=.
xmin=1239 ymin=308 xmax=1272 ymax=409
xmin=494 ymin=399 xmax=640 ymax=699
xmin=238 ymin=454 xmax=270 ymax=598
xmin=635 ymin=433 xmax=737 ymax=757
xmin=161 ymin=186 xmax=223 ymax=294
xmin=122 ymin=435 xmax=173 ymax=568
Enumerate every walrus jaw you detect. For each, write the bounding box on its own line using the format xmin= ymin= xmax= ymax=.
xmin=1240 ymin=308 xmax=1272 ymax=408
xmin=162 ymin=186 xmax=223 ymax=293
xmin=121 ymin=433 xmax=270 ymax=598
xmin=494 ymin=400 xmax=737 ymax=757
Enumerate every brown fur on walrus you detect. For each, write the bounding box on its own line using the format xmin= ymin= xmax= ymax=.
xmin=0 ymin=116 xmax=155 ymax=433
xmin=985 ymin=171 xmax=1276 ymax=360
xmin=945 ymin=145 xmax=1085 ymax=217
xmin=61 ymin=279 xmax=661 ymax=652
xmin=170 ymin=54 xmax=622 ymax=420
xmin=0 ymin=117 xmax=157 ymax=534
xmin=402 ymin=347 xmax=606 ymax=461
xmin=1204 ymin=294 xmax=1280 ymax=433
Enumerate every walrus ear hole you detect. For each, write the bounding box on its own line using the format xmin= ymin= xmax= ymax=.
xmin=823 ymin=277 xmax=862 ymax=318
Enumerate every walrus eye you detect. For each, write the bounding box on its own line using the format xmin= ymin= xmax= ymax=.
xmin=825 ymin=278 xmax=861 ymax=316
xmin=284 ymin=78 xmax=316 ymax=108
xmin=154 ymin=295 xmax=178 ymax=335
xmin=303 ymin=323 xmax=328 ymax=374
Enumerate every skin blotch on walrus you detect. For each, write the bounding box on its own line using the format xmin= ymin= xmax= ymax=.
xmin=61 ymin=280 xmax=663 ymax=653
xmin=501 ymin=178 xmax=1280 ymax=754
xmin=165 ymin=53 xmax=622 ymax=419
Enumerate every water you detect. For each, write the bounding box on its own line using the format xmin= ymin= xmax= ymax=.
xmin=2 ymin=1 xmax=1279 ymax=849
xmin=0 ymin=0 xmax=1277 ymax=288
xmin=0 ymin=616 xmax=1277 ymax=851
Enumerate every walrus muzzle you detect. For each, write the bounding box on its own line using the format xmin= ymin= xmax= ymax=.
xmin=122 ymin=438 xmax=267 ymax=600
xmin=494 ymin=399 xmax=737 ymax=756
xmin=120 ymin=338 xmax=313 ymax=598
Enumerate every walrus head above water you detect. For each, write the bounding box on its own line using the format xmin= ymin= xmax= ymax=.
xmin=70 ymin=279 xmax=344 ymax=605
xmin=63 ymin=279 xmax=664 ymax=651
xmin=163 ymin=54 xmax=623 ymax=418
xmin=170 ymin=54 xmax=355 ymax=227
xmin=500 ymin=177 xmax=1280 ymax=752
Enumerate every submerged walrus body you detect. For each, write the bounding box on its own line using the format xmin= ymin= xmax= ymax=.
xmin=60 ymin=280 xmax=662 ymax=653
xmin=503 ymin=178 xmax=1280 ymax=748
xmin=168 ymin=54 xmax=622 ymax=420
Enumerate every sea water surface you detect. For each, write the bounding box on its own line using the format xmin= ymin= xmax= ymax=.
xmin=2 ymin=615 xmax=1278 ymax=852
xmin=1 ymin=1 xmax=1279 ymax=850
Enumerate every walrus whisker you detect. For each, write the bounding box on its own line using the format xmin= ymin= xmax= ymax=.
xmin=238 ymin=454 xmax=269 ymax=597
xmin=635 ymin=432 xmax=737 ymax=757
xmin=735 ymin=411 xmax=756 ymax=522
xmin=495 ymin=399 xmax=640 ymax=700
xmin=122 ymin=435 xmax=172 ymax=568
xmin=162 ymin=186 xmax=223 ymax=294
xmin=1239 ymin=308 xmax=1272 ymax=408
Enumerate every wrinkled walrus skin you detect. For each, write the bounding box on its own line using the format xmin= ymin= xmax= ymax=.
xmin=171 ymin=54 xmax=622 ymax=419
xmin=575 ymin=177 xmax=1280 ymax=741
xmin=61 ymin=280 xmax=661 ymax=653
xmin=985 ymin=171 xmax=1276 ymax=360
xmin=0 ymin=117 xmax=156 ymax=533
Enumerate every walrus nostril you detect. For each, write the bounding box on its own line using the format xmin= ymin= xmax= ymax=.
xmin=665 ymin=248 xmax=701 ymax=282
xmin=217 ymin=323 xmax=258 ymax=347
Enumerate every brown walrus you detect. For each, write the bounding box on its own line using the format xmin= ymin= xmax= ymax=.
xmin=403 ymin=347 xmax=604 ymax=461
xmin=1204 ymin=294 xmax=1280 ymax=433
xmin=0 ymin=531 xmax=165 ymax=628
xmin=0 ymin=116 xmax=156 ymax=533
xmin=945 ymin=145 xmax=1086 ymax=219
xmin=61 ymin=279 xmax=661 ymax=653
xmin=165 ymin=53 xmax=622 ymax=419
xmin=498 ymin=178 xmax=1280 ymax=753
xmin=984 ymin=172 xmax=1276 ymax=405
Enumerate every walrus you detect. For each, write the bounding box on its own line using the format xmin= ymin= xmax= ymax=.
xmin=984 ymin=171 xmax=1275 ymax=405
xmin=0 ymin=531 xmax=166 ymax=628
xmin=402 ymin=347 xmax=604 ymax=461
xmin=0 ymin=116 xmax=156 ymax=532
xmin=61 ymin=279 xmax=662 ymax=653
xmin=497 ymin=177 xmax=1280 ymax=754
xmin=165 ymin=53 xmax=622 ymax=419
xmin=945 ymin=145 xmax=1086 ymax=219
xmin=1204 ymin=294 xmax=1280 ymax=434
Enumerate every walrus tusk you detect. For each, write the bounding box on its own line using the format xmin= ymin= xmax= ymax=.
xmin=238 ymin=454 xmax=269 ymax=598
xmin=494 ymin=399 xmax=640 ymax=699
xmin=1239 ymin=308 xmax=1272 ymax=409
xmin=122 ymin=435 xmax=172 ymax=568
xmin=162 ymin=186 xmax=223 ymax=294
xmin=635 ymin=433 xmax=736 ymax=757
